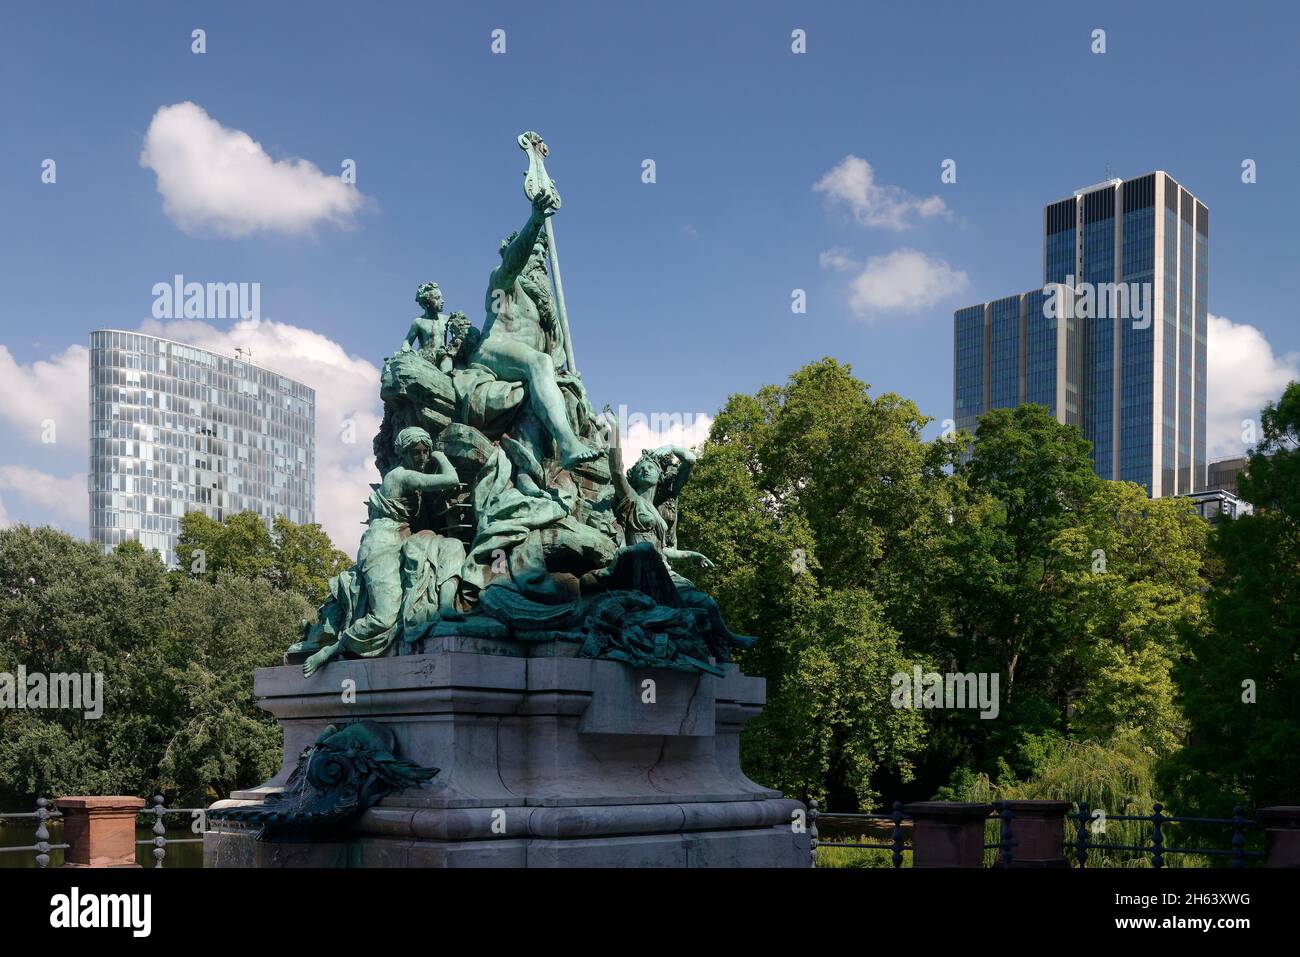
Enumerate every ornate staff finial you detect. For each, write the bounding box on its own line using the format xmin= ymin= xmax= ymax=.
xmin=517 ymin=130 xmax=574 ymax=373
xmin=519 ymin=130 xmax=561 ymax=210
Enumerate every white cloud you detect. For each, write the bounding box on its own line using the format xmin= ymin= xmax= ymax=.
xmin=0 ymin=343 xmax=90 ymax=448
xmin=0 ymin=347 xmax=89 ymax=536
xmin=818 ymin=247 xmax=858 ymax=272
xmin=139 ymin=318 xmax=381 ymax=556
xmin=0 ymin=466 xmax=87 ymax=528
xmin=139 ymin=102 xmax=365 ymax=238
xmin=0 ymin=320 xmax=727 ymax=558
xmin=620 ymin=412 xmax=714 ymax=473
xmin=845 ymin=247 xmax=969 ymax=317
xmin=814 ymin=156 xmax=949 ymax=231
xmin=1207 ymin=313 xmax=1300 ymax=459
xmin=1 ymin=321 xmax=381 ymax=554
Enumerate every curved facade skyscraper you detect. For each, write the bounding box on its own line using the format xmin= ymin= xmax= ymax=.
xmin=89 ymin=329 xmax=315 ymax=566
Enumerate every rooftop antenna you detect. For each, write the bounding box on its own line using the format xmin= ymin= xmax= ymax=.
xmin=1104 ymin=160 xmax=1114 ymax=181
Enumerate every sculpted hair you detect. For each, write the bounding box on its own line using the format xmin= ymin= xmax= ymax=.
xmin=633 ymin=449 xmax=678 ymax=496
xmin=394 ymin=426 xmax=434 ymax=458
xmin=416 ymin=282 xmax=442 ymax=308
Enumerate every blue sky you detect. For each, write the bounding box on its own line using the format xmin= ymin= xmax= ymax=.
xmin=2 ymin=0 xmax=1297 ymax=547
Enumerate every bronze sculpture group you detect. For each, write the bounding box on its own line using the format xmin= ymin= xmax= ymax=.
xmin=290 ymin=132 xmax=753 ymax=678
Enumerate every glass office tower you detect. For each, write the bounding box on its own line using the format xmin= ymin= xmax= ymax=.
xmin=89 ymin=329 xmax=316 ymax=566
xmin=952 ymin=286 xmax=1080 ymax=435
xmin=955 ymin=172 xmax=1207 ymax=497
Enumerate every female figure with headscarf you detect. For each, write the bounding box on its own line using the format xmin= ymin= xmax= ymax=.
xmin=301 ymin=427 xmax=464 ymax=676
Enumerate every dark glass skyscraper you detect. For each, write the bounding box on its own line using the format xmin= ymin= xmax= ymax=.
xmin=954 ymin=172 xmax=1207 ymax=497
xmin=952 ymin=286 xmax=1081 ymax=437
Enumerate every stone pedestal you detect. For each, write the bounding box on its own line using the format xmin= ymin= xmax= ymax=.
xmin=1001 ymin=800 xmax=1070 ymax=867
xmin=903 ymin=801 xmax=991 ymax=867
xmin=56 ymin=796 xmax=145 ymax=868
xmin=1257 ymin=806 xmax=1300 ymax=868
xmin=205 ymin=637 xmax=807 ymax=867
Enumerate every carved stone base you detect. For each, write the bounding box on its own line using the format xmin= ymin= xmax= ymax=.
xmin=205 ymin=637 xmax=808 ymax=868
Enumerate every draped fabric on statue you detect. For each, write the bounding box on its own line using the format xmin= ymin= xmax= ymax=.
xmin=453 ymin=364 xmax=528 ymax=438
xmin=305 ymin=486 xmax=468 ymax=660
xmin=320 ymin=486 xmax=410 ymax=659
xmin=461 ymin=447 xmax=568 ymax=595
xmin=397 ymin=531 xmax=468 ymax=645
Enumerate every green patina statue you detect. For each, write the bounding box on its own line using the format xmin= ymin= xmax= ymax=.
xmin=603 ymin=437 xmax=757 ymax=663
xmin=403 ymin=281 xmax=448 ymax=355
xmin=294 ymin=426 xmax=465 ymax=676
xmin=404 ymin=282 xmax=473 ymax=373
xmin=208 ymin=721 xmax=438 ymax=840
xmin=289 ymin=131 xmax=754 ymax=678
xmin=470 ymin=134 xmax=600 ymax=472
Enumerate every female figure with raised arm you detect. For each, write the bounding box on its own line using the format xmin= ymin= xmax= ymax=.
xmin=608 ymin=441 xmax=756 ymax=662
xmin=302 ymin=427 xmax=463 ymax=676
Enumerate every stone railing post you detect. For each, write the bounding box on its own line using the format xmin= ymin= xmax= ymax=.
xmin=1256 ymin=806 xmax=1300 ymax=867
xmin=1001 ymin=799 xmax=1070 ymax=867
xmin=902 ymin=801 xmax=990 ymax=867
xmin=55 ymin=797 xmax=145 ymax=868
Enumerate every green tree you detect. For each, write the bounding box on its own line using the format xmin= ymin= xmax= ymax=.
xmin=175 ymin=511 xmax=274 ymax=581
xmin=0 ymin=526 xmax=310 ymax=806
xmin=0 ymin=529 xmax=174 ymax=800
xmin=679 ymin=359 xmax=942 ymax=807
xmin=682 ymin=368 xmax=1211 ymax=808
xmin=175 ymin=511 xmax=350 ymax=605
xmin=269 ymin=515 xmax=352 ymax=605
xmin=938 ymin=407 xmax=1206 ymax=782
xmin=1052 ymin=481 xmax=1207 ymax=753
xmin=156 ymin=573 xmax=311 ymax=802
xmin=1163 ymin=381 xmax=1300 ymax=812
xmin=950 ymin=404 xmax=1101 ymax=704
xmin=938 ymin=730 xmax=1209 ymax=867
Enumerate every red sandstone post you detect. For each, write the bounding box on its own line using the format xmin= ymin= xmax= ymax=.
xmin=1000 ymin=799 xmax=1071 ymax=867
xmin=55 ymin=796 xmax=146 ymax=868
xmin=1256 ymin=806 xmax=1300 ymax=868
xmin=903 ymin=801 xmax=991 ymax=867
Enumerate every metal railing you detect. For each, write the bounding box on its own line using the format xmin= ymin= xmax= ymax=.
xmin=3 ymin=794 xmax=1277 ymax=869
xmin=809 ymin=799 xmax=1017 ymax=868
xmin=809 ymin=799 xmax=911 ymax=868
xmin=810 ymin=798 xmax=1268 ymax=868
xmin=136 ymin=795 xmax=206 ymax=868
xmin=0 ymin=798 xmax=68 ymax=868
xmin=1 ymin=795 xmax=206 ymax=868
xmin=1069 ymin=802 xmax=1265 ymax=868
xmin=991 ymin=801 xmax=1015 ymax=866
